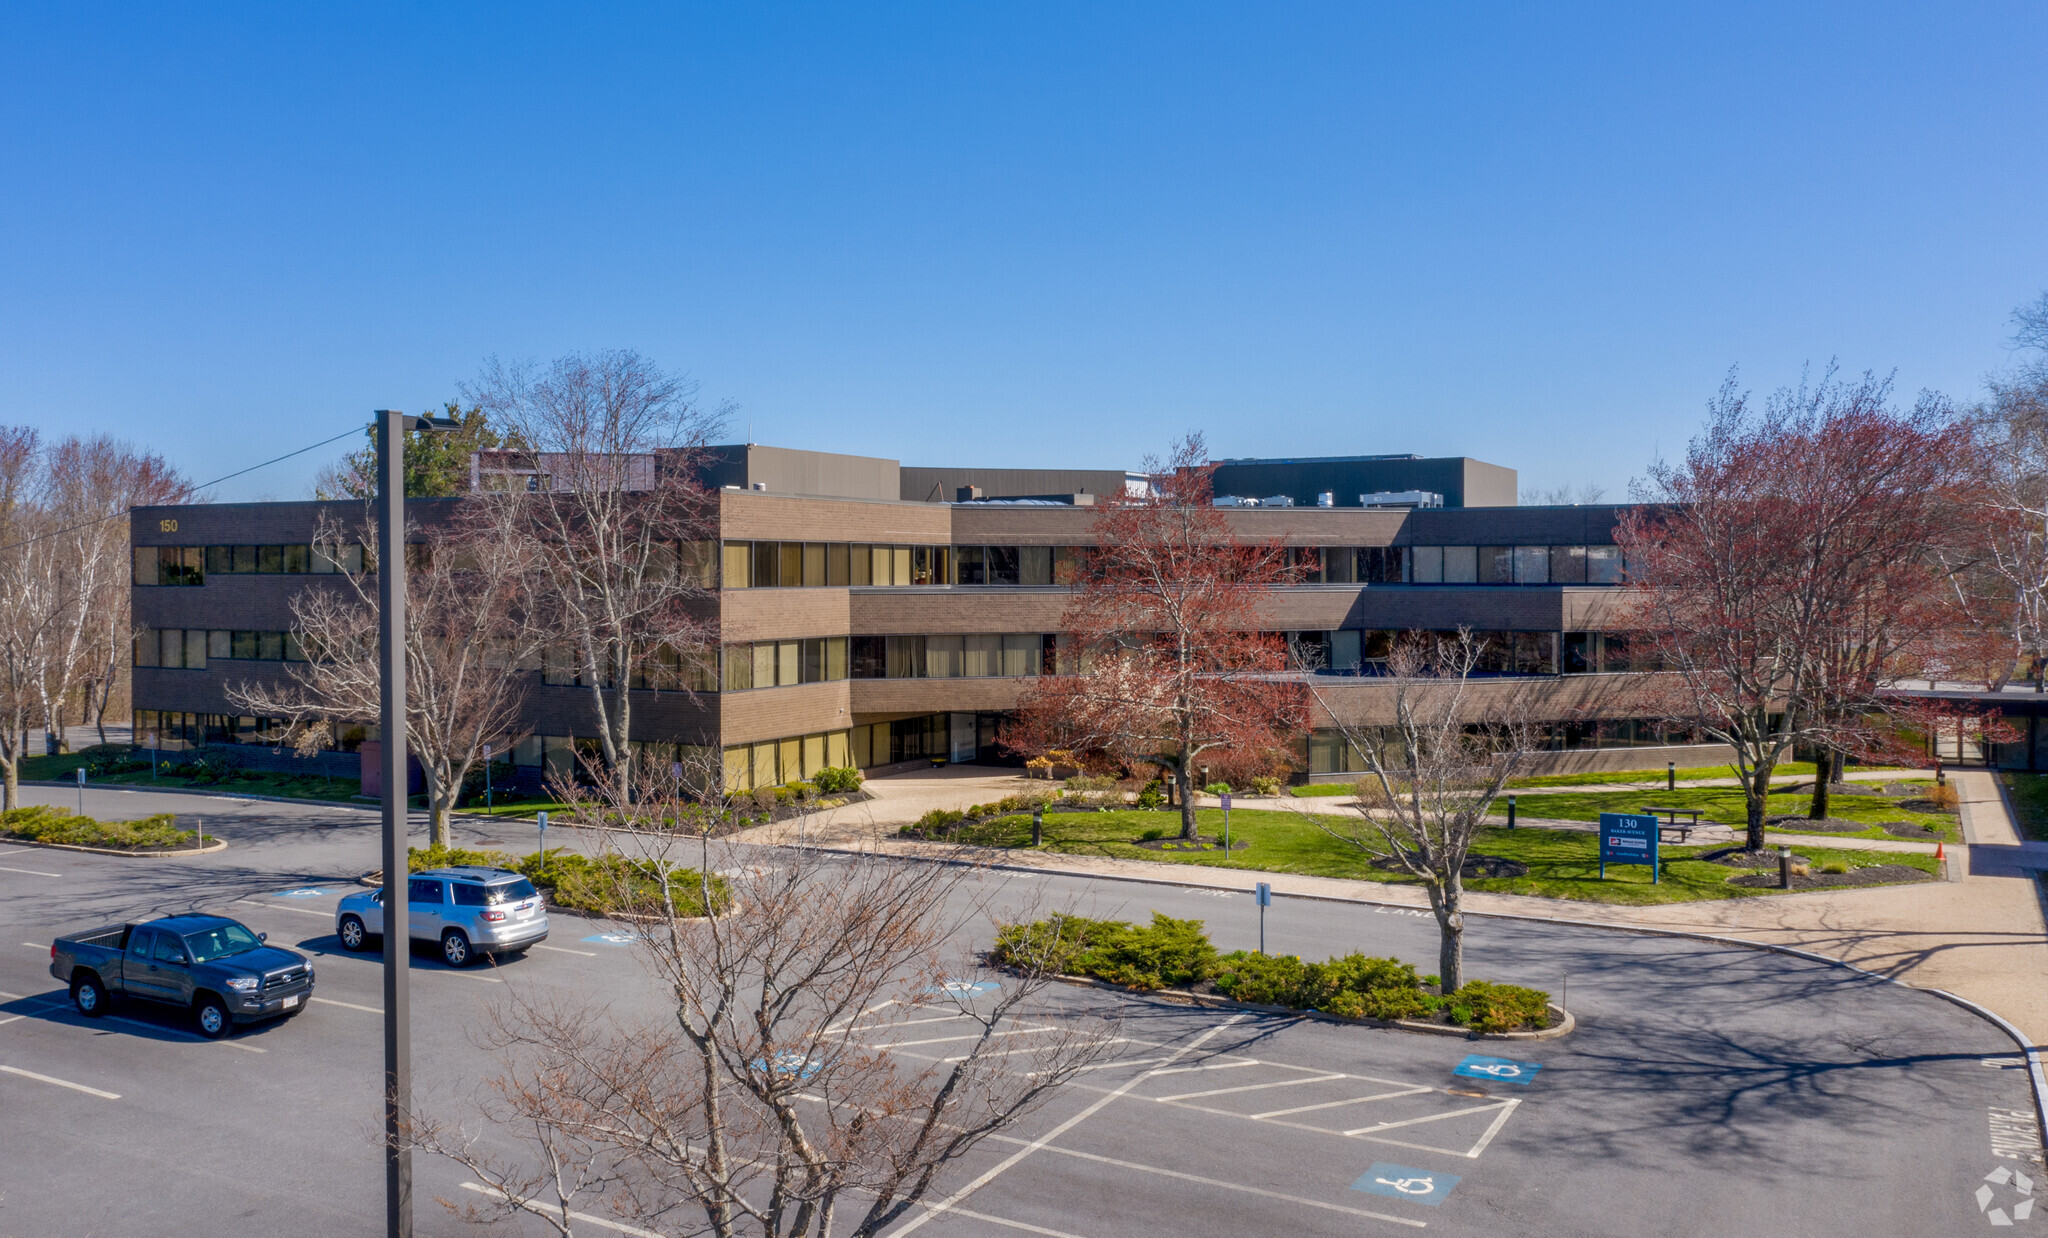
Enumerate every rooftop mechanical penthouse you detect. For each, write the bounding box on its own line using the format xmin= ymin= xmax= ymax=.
xmin=129 ymin=445 xmax=1720 ymax=795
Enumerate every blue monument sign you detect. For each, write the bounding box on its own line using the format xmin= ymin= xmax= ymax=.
xmin=1599 ymin=812 xmax=1660 ymax=882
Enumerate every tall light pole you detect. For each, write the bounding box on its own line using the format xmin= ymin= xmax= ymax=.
xmin=375 ymin=407 xmax=455 ymax=1238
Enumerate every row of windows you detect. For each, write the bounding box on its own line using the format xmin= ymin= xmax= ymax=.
xmin=723 ymin=729 xmax=855 ymax=792
xmin=138 ymin=536 xmax=1629 ymax=591
xmin=134 ymin=711 xmax=369 ymax=751
xmin=136 ymin=629 xmax=306 ymax=669
xmin=135 ymin=543 xmax=370 ymax=587
xmin=717 ymin=541 xmax=1629 ymax=588
xmin=1292 ymin=630 xmax=1650 ymax=676
xmin=1304 ymin=718 xmax=1707 ymax=773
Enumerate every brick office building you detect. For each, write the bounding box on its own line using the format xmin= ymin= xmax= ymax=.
xmin=128 ymin=445 xmax=1729 ymax=793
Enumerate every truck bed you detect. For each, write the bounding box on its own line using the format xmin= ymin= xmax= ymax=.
xmin=60 ymin=924 xmax=131 ymax=951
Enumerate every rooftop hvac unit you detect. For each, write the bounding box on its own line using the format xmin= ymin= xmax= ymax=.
xmin=1259 ymin=495 xmax=1296 ymax=508
xmin=1358 ymin=490 xmax=1443 ymax=509
xmin=1316 ymin=491 xmax=1335 ymax=507
xmin=1213 ymin=495 xmax=1252 ymax=507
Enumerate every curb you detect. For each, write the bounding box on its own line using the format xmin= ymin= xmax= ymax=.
xmin=1042 ymin=972 xmax=1575 ymax=1040
xmin=796 ymin=839 xmax=2048 ymax=1156
xmin=0 ymin=832 xmax=227 ymax=858
xmin=21 ymin=780 xmax=365 ymax=812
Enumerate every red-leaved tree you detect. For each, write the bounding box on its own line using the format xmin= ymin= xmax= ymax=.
xmin=1617 ymin=368 xmax=1988 ymax=851
xmin=1003 ymin=434 xmax=1307 ymax=841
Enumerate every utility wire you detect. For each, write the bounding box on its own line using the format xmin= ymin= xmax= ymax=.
xmin=0 ymin=422 xmax=367 ymax=556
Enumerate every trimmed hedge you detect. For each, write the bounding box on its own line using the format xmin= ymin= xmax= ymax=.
xmin=407 ymin=844 xmax=728 ymax=918
xmin=0 ymin=805 xmax=193 ymax=851
xmin=992 ymin=913 xmax=1552 ymax=1033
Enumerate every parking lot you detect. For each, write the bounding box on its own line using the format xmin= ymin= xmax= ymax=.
xmin=0 ymin=785 xmax=2042 ymax=1236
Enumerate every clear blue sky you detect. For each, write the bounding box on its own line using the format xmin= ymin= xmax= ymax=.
xmin=2 ymin=4 xmax=2043 ymax=501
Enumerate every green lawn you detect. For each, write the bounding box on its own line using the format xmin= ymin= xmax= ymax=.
xmin=1511 ymin=785 xmax=1956 ymax=841
xmin=2001 ymin=773 xmax=2048 ymax=842
xmin=940 ymin=807 xmax=1939 ymax=906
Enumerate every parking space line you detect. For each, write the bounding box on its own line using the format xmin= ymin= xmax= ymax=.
xmin=919 ymin=1200 xmax=1096 ymax=1238
xmin=106 ymin=1014 xmax=265 ymax=1052
xmin=1254 ymin=1085 xmax=1436 ymax=1118
xmin=882 ymin=1026 xmax=1055 ymax=1049
xmin=857 ymin=1012 xmax=975 ymax=1033
xmin=532 ymin=944 xmax=598 ymax=957
xmin=233 ymin=899 xmax=333 ymax=918
xmin=891 ymin=1016 xmax=1248 ymax=1237
xmin=1156 ymin=1072 xmax=1348 ymax=1102
xmin=0 ymin=864 xmax=61 ymax=877
xmin=312 ymin=996 xmax=381 ymax=1013
xmin=0 ymin=996 xmax=67 ymax=1027
xmin=986 ymin=1135 xmax=1428 ymax=1229
xmin=0 ymin=1063 xmax=119 ymax=1099
xmin=459 ymin=1183 xmax=661 ymax=1236
xmin=1150 ymin=1058 xmax=1261 ymax=1076
xmin=1344 ymin=1100 xmax=1514 ymax=1139
xmin=943 ymin=1038 xmax=1129 ymax=1064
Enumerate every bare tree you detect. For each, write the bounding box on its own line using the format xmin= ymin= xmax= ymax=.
xmin=1301 ymin=631 xmax=1534 ymax=993
xmin=0 ymin=427 xmax=52 ymax=807
xmin=406 ymin=764 xmax=1113 ymax=1238
xmin=228 ymin=511 xmax=545 ymax=846
xmin=466 ymin=351 xmax=728 ymax=801
xmin=1519 ymin=481 xmax=1609 ymax=506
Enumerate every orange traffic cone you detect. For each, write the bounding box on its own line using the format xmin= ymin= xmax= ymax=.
xmin=1935 ymin=842 xmax=1945 ymax=863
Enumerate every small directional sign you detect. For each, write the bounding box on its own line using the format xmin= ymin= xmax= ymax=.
xmin=1254 ymin=882 xmax=1272 ymax=907
xmin=1453 ymin=1053 xmax=1542 ymax=1085
xmin=1351 ymin=1163 xmax=1460 ymax=1206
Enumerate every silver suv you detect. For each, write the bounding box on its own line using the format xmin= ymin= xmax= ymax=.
xmin=334 ymin=866 xmax=549 ymax=967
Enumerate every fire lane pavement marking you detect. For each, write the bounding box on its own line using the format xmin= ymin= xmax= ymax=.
xmin=311 ymin=996 xmax=382 ymax=1014
xmin=532 ymin=943 xmax=598 ymax=957
xmin=0 ymin=864 xmax=61 ymax=877
xmin=0 ymin=1063 xmax=119 ymax=1099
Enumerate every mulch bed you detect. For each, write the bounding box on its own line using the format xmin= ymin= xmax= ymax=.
xmin=1726 ymin=864 xmax=1935 ymax=891
xmin=1771 ymin=781 xmax=1881 ymax=797
xmin=1370 ymin=853 xmax=1530 ymax=879
xmin=1700 ymin=846 xmax=1813 ymax=868
xmin=1875 ymin=821 xmax=1946 ymax=839
xmin=1765 ymin=815 xmax=1873 ymax=833
xmin=1896 ymin=798 xmax=1960 ymax=815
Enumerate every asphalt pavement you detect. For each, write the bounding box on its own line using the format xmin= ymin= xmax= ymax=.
xmin=0 ymin=784 xmax=2040 ymax=1237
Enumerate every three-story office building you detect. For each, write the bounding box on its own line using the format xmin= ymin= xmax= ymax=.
xmin=129 ymin=445 xmax=1724 ymax=792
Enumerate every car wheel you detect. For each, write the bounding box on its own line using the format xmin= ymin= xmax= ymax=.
xmin=337 ymin=915 xmax=368 ymax=951
xmin=193 ymin=994 xmax=231 ymax=1039
xmin=71 ymin=973 xmax=108 ymax=1018
xmin=440 ymin=929 xmax=472 ymax=968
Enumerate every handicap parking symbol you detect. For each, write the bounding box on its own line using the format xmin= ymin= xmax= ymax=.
xmin=581 ymin=933 xmax=639 ymax=946
xmin=752 ymin=1051 xmax=823 ymax=1080
xmin=272 ymin=888 xmax=329 ymax=899
xmin=1453 ymin=1053 xmax=1541 ymax=1085
xmin=929 ymin=979 xmax=1000 ymax=997
xmin=1351 ymin=1163 xmax=1460 ymax=1206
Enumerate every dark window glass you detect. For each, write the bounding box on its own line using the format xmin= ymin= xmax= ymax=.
xmin=1294 ymin=547 xmax=1324 ymax=584
xmin=1600 ymin=634 xmax=1631 ymax=673
xmin=826 ymin=542 xmax=849 ymax=587
xmin=285 ymin=632 xmax=306 ymax=662
xmin=154 ymin=933 xmax=188 ymax=964
xmin=485 ymin=879 xmax=537 ymax=904
xmin=133 ymin=546 xmax=157 ymax=585
xmin=450 ymin=882 xmax=488 ymax=907
xmin=1020 ymin=546 xmax=1052 ymax=585
xmin=849 ymin=543 xmax=872 ymax=586
xmin=802 ymin=638 xmax=824 ymax=683
xmin=408 ymin=878 xmax=444 ymax=904
xmin=205 ymin=546 xmax=232 ymax=575
xmin=850 ymin=635 xmax=886 ymax=678
xmin=231 ymin=631 xmax=257 ymax=659
xmin=258 ymin=631 xmax=285 ymax=661
xmin=886 ymin=635 xmax=924 ymax=678
xmin=957 ymin=545 xmax=985 ymax=585
xmin=127 ymin=928 xmax=155 ymax=957
xmin=778 ymin=542 xmax=802 ymax=588
xmin=284 ymin=544 xmax=309 ymax=573
xmin=986 ymin=546 xmax=1020 ymax=585
xmin=1563 ymin=632 xmax=1594 ymax=674
xmin=257 ymin=545 xmax=284 ymax=573
xmin=1478 ymin=546 xmax=1512 ymax=585
xmin=752 ymin=541 xmax=778 ymax=588
xmin=1550 ymin=545 xmax=1587 ymax=584
xmin=233 ymin=545 xmax=257 ymax=573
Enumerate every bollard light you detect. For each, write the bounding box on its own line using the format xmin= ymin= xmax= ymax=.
xmin=1031 ymin=804 xmax=1043 ymax=848
xmin=1507 ymin=794 xmax=1517 ymax=828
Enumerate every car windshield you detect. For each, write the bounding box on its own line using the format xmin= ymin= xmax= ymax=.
xmin=182 ymin=922 xmax=263 ymax=963
xmin=486 ymin=878 xmax=538 ymax=905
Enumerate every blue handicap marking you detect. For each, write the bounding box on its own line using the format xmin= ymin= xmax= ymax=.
xmin=1453 ymin=1053 xmax=1541 ymax=1085
xmin=1351 ymin=1163 xmax=1460 ymax=1206
xmin=581 ymin=933 xmax=639 ymax=946
xmin=752 ymin=1051 xmax=822 ymax=1079
xmin=272 ymin=888 xmax=330 ymax=899
xmin=929 ymin=979 xmax=1000 ymax=997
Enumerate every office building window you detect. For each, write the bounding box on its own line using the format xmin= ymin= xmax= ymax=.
xmin=1587 ymin=545 xmax=1623 ymax=583
xmin=1020 ymin=546 xmax=1053 ymax=585
xmin=1550 ymin=544 xmax=1587 ymax=584
xmin=1478 ymin=546 xmax=1512 ymax=585
xmin=1443 ymin=546 xmax=1478 ymax=583
xmin=1411 ymin=546 xmax=1443 ymax=583
xmin=1513 ymin=546 xmax=1549 ymax=584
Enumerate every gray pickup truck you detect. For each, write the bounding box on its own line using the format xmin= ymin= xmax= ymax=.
xmin=49 ymin=914 xmax=315 ymax=1039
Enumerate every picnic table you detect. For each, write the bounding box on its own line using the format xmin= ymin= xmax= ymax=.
xmin=1642 ymin=806 xmax=1704 ymax=844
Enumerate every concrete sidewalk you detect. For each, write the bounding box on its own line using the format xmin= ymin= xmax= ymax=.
xmin=782 ymin=767 xmax=2048 ymax=1044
